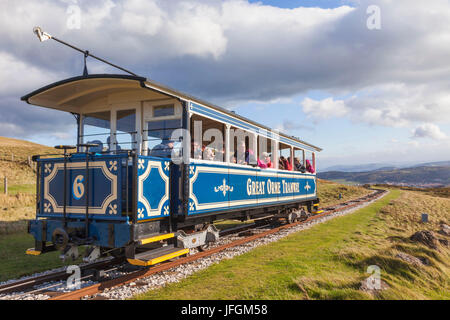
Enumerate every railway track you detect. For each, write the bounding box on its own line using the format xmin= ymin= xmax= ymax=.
xmin=0 ymin=188 xmax=385 ymax=300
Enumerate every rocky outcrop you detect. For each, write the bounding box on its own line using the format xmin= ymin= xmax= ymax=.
xmin=410 ymin=230 xmax=439 ymax=249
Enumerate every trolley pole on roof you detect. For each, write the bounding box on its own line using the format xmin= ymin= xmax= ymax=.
xmin=32 ymin=26 xmax=138 ymax=77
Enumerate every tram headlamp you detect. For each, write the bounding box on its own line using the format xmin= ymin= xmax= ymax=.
xmin=33 ymin=26 xmax=52 ymax=42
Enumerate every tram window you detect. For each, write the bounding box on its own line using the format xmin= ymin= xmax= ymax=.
xmin=305 ymin=151 xmax=316 ymax=174
xmin=257 ymin=136 xmax=275 ymax=169
xmin=278 ymin=143 xmax=292 ymax=171
xmin=116 ymin=109 xmax=136 ymax=151
xmin=154 ymin=105 xmax=175 ymax=117
xmin=146 ymin=119 xmax=182 ymax=158
xmin=81 ymin=111 xmax=111 ymax=152
xmin=294 ymin=148 xmax=306 ymax=172
xmin=230 ymin=127 xmax=257 ymax=166
xmin=190 ymin=115 xmax=225 ymax=162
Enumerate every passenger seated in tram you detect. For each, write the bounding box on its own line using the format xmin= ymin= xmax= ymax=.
xmin=203 ymin=147 xmax=215 ymax=161
xmin=234 ymin=141 xmax=257 ymax=166
xmin=86 ymin=140 xmax=103 ymax=153
xmin=214 ymin=147 xmax=224 ymax=162
xmin=192 ymin=141 xmax=202 ymax=159
xmin=258 ymin=152 xmax=273 ymax=169
xmin=294 ymin=157 xmax=306 ymax=173
xmin=230 ymin=156 xmax=237 ymax=164
xmin=151 ymin=139 xmax=174 ymax=158
xmin=278 ymin=158 xmax=285 ymax=170
xmin=287 ymin=157 xmax=294 ymax=171
xmin=306 ymin=159 xmax=315 ymax=174
xmin=106 ymin=136 xmax=121 ymax=153
xmin=280 ymin=156 xmax=292 ymax=171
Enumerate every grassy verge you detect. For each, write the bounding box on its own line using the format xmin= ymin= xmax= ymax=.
xmin=135 ymin=189 xmax=449 ymax=300
xmin=0 ymin=183 xmax=35 ymax=195
xmin=0 ymin=192 xmax=35 ymax=235
xmin=317 ymin=179 xmax=371 ymax=207
xmin=0 ymin=233 xmax=86 ymax=282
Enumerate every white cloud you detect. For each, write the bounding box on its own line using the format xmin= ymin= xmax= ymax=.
xmin=412 ymin=123 xmax=448 ymax=140
xmin=301 ymin=97 xmax=349 ymax=119
xmin=301 ymin=82 xmax=450 ymax=128
xmin=1 ymin=0 xmax=450 ymax=145
xmin=0 ymin=51 xmax=63 ymax=96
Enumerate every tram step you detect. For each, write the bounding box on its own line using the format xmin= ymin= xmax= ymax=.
xmin=138 ymin=233 xmax=175 ymax=246
xmin=312 ymin=210 xmax=324 ymax=214
xmin=127 ymin=245 xmax=189 ymax=267
xmin=25 ymin=248 xmax=41 ymax=256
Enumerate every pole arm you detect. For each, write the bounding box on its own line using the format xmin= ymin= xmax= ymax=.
xmin=33 ymin=26 xmax=138 ymax=77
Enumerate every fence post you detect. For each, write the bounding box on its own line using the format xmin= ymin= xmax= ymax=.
xmin=28 ymin=156 xmax=31 ymax=167
xmin=3 ymin=177 xmax=7 ymax=195
xmin=11 ymin=154 xmax=14 ymax=162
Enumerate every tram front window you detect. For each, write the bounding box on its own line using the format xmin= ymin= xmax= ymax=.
xmin=81 ymin=111 xmax=111 ymax=152
xmin=116 ymin=109 xmax=136 ymax=151
xmin=146 ymin=119 xmax=182 ymax=158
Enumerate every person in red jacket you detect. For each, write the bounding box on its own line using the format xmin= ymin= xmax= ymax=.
xmin=280 ymin=156 xmax=292 ymax=171
xmin=257 ymin=152 xmax=273 ymax=169
xmin=306 ymin=159 xmax=315 ymax=174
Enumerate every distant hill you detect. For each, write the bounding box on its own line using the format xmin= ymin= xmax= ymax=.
xmin=0 ymin=136 xmax=56 ymax=162
xmin=0 ymin=136 xmax=56 ymax=185
xmin=322 ymin=163 xmax=402 ymax=173
xmin=322 ymin=161 xmax=450 ymax=173
xmin=318 ymin=165 xmax=450 ymax=187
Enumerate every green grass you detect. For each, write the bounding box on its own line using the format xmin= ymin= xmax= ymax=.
xmin=0 ymin=183 xmax=35 ymax=195
xmin=134 ymin=189 xmax=449 ymax=300
xmin=0 ymin=233 xmax=86 ymax=282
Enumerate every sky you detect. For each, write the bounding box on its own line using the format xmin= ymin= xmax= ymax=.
xmin=1 ymin=0 xmax=450 ymax=170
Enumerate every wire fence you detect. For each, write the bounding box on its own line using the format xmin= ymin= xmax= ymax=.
xmin=0 ymin=153 xmax=38 ymax=171
xmin=0 ymin=153 xmax=39 ymax=195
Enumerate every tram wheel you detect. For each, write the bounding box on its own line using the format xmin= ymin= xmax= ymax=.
xmin=198 ymin=243 xmax=210 ymax=252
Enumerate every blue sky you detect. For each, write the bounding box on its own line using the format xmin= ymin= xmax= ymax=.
xmin=1 ymin=0 xmax=449 ymax=170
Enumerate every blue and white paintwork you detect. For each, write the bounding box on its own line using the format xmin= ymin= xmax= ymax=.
xmin=37 ymin=154 xmax=126 ymax=221
xmin=137 ymin=156 xmax=171 ymax=222
xmin=188 ymin=160 xmax=316 ymax=216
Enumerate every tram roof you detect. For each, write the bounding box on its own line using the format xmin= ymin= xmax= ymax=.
xmin=21 ymin=74 xmax=322 ymax=152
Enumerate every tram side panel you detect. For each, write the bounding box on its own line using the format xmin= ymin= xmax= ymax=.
xmin=187 ymin=162 xmax=232 ymax=215
xmin=187 ymin=160 xmax=317 ymax=218
xmin=136 ymin=156 xmax=172 ymax=222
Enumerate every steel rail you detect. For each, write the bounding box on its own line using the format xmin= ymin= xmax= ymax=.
xmin=0 ymin=257 xmax=124 ymax=296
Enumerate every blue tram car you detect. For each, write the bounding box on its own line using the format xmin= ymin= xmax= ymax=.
xmin=22 ymin=74 xmax=322 ymax=266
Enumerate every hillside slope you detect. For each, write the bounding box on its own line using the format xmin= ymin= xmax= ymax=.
xmin=0 ymin=136 xmax=56 ymax=185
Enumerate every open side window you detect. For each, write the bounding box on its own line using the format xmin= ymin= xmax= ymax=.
xmin=190 ymin=114 xmax=225 ymax=162
xmin=143 ymin=101 xmax=182 ymax=159
xmin=114 ymin=109 xmax=137 ymax=152
xmin=80 ymin=111 xmax=111 ymax=153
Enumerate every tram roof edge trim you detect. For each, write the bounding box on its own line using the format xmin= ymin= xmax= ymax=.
xmin=21 ymin=74 xmax=322 ymax=152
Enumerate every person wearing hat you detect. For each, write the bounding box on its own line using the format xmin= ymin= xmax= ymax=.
xmin=258 ymin=151 xmax=273 ymax=169
xmin=151 ymin=138 xmax=175 ymax=158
